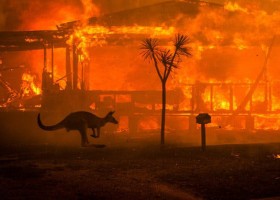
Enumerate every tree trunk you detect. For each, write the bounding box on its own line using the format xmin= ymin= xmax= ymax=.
xmin=161 ymin=81 xmax=166 ymax=145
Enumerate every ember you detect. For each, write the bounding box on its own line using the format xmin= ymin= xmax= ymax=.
xmin=273 ymin=154 xmax=280 ymax=159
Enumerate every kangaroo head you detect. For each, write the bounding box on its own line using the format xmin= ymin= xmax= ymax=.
xmin=105 ymin=111 xmax=118 ymax=124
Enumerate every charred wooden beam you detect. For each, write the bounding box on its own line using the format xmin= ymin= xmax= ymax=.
xmin=0 ymin=30 xmax=68 ymax=52
xmin=72 ymin=44 xmax=79 ymax=90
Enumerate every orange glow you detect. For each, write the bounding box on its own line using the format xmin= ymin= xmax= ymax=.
xmin=67 ymin=25 xmax=174 ymax=61
xmin=138 ymin=117 xmax=160 ymax=131
xmin=255 ymin=115 xmax=280 ymax=131
xmin=224 ymin=1 xmax=248 ymax=13
xmin=21 ymin=72 xmax=41 ymax=97
xmin=233 ymin=36 xmax=248 ymax=50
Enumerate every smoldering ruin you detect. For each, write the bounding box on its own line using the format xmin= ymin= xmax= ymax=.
xmin=0 ymin=0 xmax=280 ymax=145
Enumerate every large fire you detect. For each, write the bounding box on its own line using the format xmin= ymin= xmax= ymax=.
xmin=67 ymin=25 xmax=175 ymax=61
xmin=1 ymin=0 xmax=280 ymax=131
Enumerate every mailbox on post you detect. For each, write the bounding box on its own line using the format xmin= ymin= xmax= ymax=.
xmin=196 ymin=113 xmax=211 ymax=151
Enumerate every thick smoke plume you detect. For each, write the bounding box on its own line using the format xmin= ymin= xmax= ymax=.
xmin=0 ymin=0 xmax=101 ymax=30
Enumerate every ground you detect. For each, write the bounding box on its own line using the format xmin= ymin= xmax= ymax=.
xmin=0 ymin=139 xmax=279 ymax=200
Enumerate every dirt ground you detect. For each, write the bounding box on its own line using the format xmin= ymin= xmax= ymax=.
xmin=0 ymin=138 xmax=279 ymax=200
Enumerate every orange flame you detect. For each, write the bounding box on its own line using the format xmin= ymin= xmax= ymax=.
xmin=67 ymin=25 xmax=175 ymax=61
xmin=21 ymin=72 xmax=41 ymax=97
xmin=224 ymin=1 xmax=248 ymax=13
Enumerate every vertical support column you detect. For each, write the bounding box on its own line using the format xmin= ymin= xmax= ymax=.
xmin=84 ymin=61 xmax=90 ymax=90
xmin=42 ymin=45 xmax=49 ymax=106
xmin=66 ymin=46 xmax=72 ymax=90
xmin=51 ymin=42 xmax=54 ymax=84
xmin=73 ymin=44 xmax=78 ymax=90
xmin=81 ymin=62 xmax=85 ymax=90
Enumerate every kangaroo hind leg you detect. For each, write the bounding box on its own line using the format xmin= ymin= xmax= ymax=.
xmin=90 ymin=128 xmax=97 ymax=138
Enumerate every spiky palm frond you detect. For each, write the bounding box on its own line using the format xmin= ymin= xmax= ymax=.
xmin=140 ymin=38 xmax=160 ymax=60
xmin=159 ymin=50 xmax=178 ymax=69
xmin=174 ymin=34 xmax=192 ymax=57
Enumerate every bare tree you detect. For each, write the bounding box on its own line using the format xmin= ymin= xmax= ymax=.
xmin=141 ymin=33 xmax=191 ymax=145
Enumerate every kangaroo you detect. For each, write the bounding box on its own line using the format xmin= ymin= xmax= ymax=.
xmin=37 ymin=111 xmax=118 ymax=147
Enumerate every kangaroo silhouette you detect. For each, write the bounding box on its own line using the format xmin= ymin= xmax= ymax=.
xmin=37 ymin=111 xmax=118 ymax=146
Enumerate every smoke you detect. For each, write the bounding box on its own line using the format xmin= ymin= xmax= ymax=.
xmin=81 ymin=0 xmax=100 ymax=20
xmin=0 ymin=0 xmax=168 ymax=30
xmin=0 ymin=0 xmax=102 ymax=30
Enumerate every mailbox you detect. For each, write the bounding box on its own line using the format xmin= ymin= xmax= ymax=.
xmin=196 ymin=113 xmax=211 ymax=124
xmin=196 ymin=113 xmax=211 ymax=152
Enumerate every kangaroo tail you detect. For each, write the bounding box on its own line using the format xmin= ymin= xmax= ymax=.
xmin=37 ymin=114 xmax=64 ymax=131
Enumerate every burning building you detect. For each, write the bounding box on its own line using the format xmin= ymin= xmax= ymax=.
xmin=0 ymin=0 xmax=280 ymax=134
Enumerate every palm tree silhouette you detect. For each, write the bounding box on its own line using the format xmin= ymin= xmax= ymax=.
xmin=141 ymin=34 xmax=191 ymax=145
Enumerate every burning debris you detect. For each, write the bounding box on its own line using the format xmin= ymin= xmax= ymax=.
xmin=273 ymin=154 xmax=280 ymax=159
xmin=20 ymin=72 xmax=41 ymax=97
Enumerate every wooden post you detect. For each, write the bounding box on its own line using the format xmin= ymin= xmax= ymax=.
xmin=196 ymin=113 xmax=211 ymax=152
xmin=201 ymin=123 xmax=206 ymax=152
xmin=51 ymin=42 xmax=54 ymax=84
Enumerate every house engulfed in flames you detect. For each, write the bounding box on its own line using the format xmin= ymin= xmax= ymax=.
xmin=0 ymin=0 xmax=280 ymax=132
